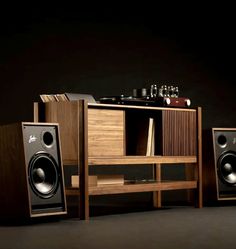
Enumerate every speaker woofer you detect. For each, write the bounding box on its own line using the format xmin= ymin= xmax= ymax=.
xmin=218 ymin=152 xmax=236 ymax=185
xmin=28 ymin=152 xmax=59 ymax=199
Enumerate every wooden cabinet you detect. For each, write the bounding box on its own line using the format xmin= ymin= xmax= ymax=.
xmin=34 ymin=101 xmax=202 ymax=220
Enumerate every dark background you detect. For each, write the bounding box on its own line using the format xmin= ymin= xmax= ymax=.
xmin=0 ymin=4 xmax=235 ymax=127
xmin=0 ymin=4 xmax=235 ymax=205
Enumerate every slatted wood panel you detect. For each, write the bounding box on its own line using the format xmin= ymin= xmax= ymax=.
xmin=88 ymin=109 xmax=125 ymax=156
xmin=162 ymin=110 xmax=197 ymax=156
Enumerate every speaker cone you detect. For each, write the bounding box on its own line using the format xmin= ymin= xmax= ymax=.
xmin=218 ymin=152 xmax=236 ymax=185
xmin=28 ymin=152 xmax=59 ymax=199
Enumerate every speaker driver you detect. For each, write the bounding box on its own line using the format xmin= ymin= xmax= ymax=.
xmin=217 ymin=134 xmax=227 ymax=148
xmin=42 ymin=131 xmax=54 ymax=148
xmin=218 ymin=152 xmax=236 ymax=185
xmin=28 ymin=153 xmax=59 ymax=199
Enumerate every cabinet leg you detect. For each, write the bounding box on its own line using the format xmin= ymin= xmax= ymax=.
xmin=185 ymin=163 xmax=203 ymax=208
xmin=185 ymin=163 xmax=195 ymax=205
xmin=78 ymin=100 xmax=89 ymax=220
xmin=153 ymin=163 xmax=161 ymax=208
xmin=197 ymin=106 xmax=203 ymax=208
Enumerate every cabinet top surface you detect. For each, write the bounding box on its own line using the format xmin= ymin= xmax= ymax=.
xmin=38 ymin=101 xmax=199 ymax=112
xmin=88 ymin=102 xmax=198 ymax=112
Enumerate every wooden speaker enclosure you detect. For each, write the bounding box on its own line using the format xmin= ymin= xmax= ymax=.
xmin=203 ymin=128 xmax=236 ymax=203
xmin=0 ymin=122 xmax=67 ymax=221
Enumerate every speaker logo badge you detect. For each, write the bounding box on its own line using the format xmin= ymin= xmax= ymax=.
xmin=29 ymin=135 xmax=37 ymax=144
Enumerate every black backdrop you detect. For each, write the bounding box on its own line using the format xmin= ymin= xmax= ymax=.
xmin=0 ymin=4 xmax=235 ymax=204
xmin=0 ymin=4 xmax=235 ymax=127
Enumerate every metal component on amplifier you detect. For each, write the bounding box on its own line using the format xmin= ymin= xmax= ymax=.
xmin=185 ymin=99 xmax=191 ymax=107
xmin=162 ymin=85 xmax=168 ymax=97
xmin=158 ymin=85 xmax=164 ymax=97
xmin=174 ymin=86 xmax=179 ymax=98
xmin=164 ymin=97 xmax=171 ymax=106
xmin=133 ymin=88 xmax=147 ymax=98
xmin=150 ymin=84 xmax=158 ymax=98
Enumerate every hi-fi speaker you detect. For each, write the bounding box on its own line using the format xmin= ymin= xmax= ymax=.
xmin=0 ymin=122 xmax=67 ymax=221
xmin=203 ymin=128 xmax=236 ymax=203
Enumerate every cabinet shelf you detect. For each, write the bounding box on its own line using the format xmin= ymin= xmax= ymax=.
xmin=88 ymin=156 xmax=197 ymax=165
xmin=66 ymin=180 xmax=198 ymax=196
xmin=63 ymin=156 xmax=197 ymax=166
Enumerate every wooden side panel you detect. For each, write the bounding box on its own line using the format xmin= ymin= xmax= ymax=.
xmin=88 ymin=109 xmax=125 ymax=156
xmin=162 ymin=110 xmax=197 ymax=156
xmin=0 ymin=123 xmax=30 ymax=219
xmin=41 ymin=102 xmax=79 ymax=163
